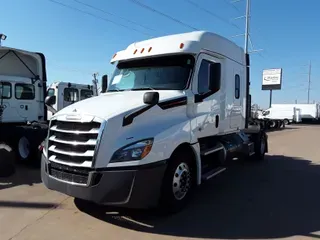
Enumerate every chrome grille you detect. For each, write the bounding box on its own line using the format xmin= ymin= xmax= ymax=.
xmin=47 ymin=119 xmax=102 ymax=165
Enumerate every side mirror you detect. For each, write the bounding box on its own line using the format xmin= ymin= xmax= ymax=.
xmin=101 ymin=75 xmax=108 ymax=93
xmin=143 ymin=92 xmax=159 ymax=105
xmin=45 ymin=95 xmax=56 ymax=106
xmin=208 ymin=63 xmax=221 ymax=92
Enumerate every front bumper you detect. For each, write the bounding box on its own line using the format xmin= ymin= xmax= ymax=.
xmin=41 ymin=155 xmax=167 ymax=209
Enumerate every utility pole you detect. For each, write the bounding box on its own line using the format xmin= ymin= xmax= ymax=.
xmin=92 ymin=72 xmax=99 ymax=96
xmin=244 ymin=0 xmax=250 ymax=54
xmin=307 ymin=60 xmax=311 ymax=104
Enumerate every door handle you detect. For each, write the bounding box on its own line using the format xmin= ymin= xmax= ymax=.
xmin=25 ymin=105 xmax=28 ymax=110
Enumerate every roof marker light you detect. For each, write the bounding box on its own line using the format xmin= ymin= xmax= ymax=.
xmin=141 ymin=48 xmax=145 ymax=53
xmin=180 ymin=43 xmax=184 ymax=49
xmin=148 ymin=47 xmax=152 ymax=52
xmin=112 ymin=53 xmax=117 ymax=58
xmin=133 ymin=49 xmax=138 ymax=54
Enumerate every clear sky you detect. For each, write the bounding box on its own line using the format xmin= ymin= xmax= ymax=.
xmin=1 ymin=0 xmax=320 ymax=108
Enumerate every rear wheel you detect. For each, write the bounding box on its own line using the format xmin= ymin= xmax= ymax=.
xmin=18 ymin=136 xmax=31 ymax=161
xmin=253 ymin=133 xmax=267 ymax=160
xmin=283 ymin=119 xmax=289 ymax=125
xmin=0 ymin=143 xmax=16 ymax=177
xmin=159 ymin=150 xmax=195 ymax=214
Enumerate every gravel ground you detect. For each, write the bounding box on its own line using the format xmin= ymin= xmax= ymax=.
xmin=0 ymin=125 xmax=320 ymax=240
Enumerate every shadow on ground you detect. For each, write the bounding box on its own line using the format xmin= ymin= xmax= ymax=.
xmin=75 ymin=155 xmax=320 ymax=239
xmin=0 ymin=163 xmax=41 ymax=191
xmin=266 ymin=126 xmax=299 ymax=133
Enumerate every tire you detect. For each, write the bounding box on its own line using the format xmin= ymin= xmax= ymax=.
xmin=159 ymin=150 xmax=195 ymax=214
xmin=283 ymin=119 xmax=289 ymax=125
xmin=17 ymin=136 xmax=31 ymax=162
xmin=0 ymin=143 xmax=16 ymax=177
xmin=253 ymin=133 xmax=267 ymax=161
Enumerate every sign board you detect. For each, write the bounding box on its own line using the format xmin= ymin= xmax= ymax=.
xmin=262 ymin=68 xmax=282 ymax=90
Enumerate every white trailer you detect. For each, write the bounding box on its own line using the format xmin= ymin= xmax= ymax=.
xmin=264 ymin=103 xmax=319 ymax=123
xmin=41 ymin=31 xmax=268 ymax=213
xmin=0 ymin=47 xmax=48 ymax=175
xmin=273 ymin=103 xmax=320 ymax=121
xmin=46 ymin=81 xmax=97 ymax=120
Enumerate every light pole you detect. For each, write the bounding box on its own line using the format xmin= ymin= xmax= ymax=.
xmin=0 ymin=33 xmax=7 ymax=47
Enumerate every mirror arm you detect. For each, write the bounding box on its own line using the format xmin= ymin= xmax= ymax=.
xmin=194 ymin=90 xmax=213 ymax=103
xmin=46 ymin=105 xmax=57 ymax=114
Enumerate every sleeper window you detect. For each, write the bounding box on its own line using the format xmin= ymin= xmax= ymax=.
xmin=235 ymin=74 xmax=240 ymax=99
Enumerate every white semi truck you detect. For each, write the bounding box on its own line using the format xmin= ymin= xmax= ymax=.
xmin=0 ymin=47 xmax=48 ymax=175
xmin=46 ymin=81 xmax=97 ymax=120
xmin=41 ymin=31 xmax=268 ymax=213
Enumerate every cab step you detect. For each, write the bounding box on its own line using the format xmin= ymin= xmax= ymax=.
xmin=201 ymin=167 xmax=226 ymax=181
xmin=200 ymin=144 xmax=224 ymax=156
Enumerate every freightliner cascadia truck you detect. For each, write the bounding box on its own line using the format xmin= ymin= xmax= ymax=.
xmin=41 ymin=31 xmax=268 ymax=213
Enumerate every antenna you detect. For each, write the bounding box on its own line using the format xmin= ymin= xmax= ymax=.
xmin=307 ymin=60 xmax=311 ymax=104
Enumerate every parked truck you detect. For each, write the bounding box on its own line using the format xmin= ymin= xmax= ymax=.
xmin=46 ymin=81 xmax=97 ymax=120
xmin=41 ymin=31 xmax=268 ymax=213
xmin=0 ymin=47 xmax=48 ymax=175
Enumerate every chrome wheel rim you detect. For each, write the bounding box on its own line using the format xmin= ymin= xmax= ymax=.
xmin=172 ymin=162 xmax=191 ymax=200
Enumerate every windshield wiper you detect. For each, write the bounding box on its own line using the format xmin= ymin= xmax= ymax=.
xmin=107 ymin=88 xmax=125 ymax=92
xmin=131 ymin=87 xmax=156 ymax=91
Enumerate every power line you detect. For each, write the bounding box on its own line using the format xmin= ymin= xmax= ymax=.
xmin=129 ymin=0 xmax=198 ymax=31
xmin=47 ymin=0 xmax=153 ymax=37
xmin=72 ymin=0 xmax=158 ymax=33
xmin=223 ymin=0 xmax=242 ymax=14
xmin=183 ymin=0 xmax=241 ymax=30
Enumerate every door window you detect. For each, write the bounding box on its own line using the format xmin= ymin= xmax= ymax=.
xmin=198 ymin=59 xmax=221 ymax=94
xmin=47 ymin=88 xmax=55 ymax=97
xmin=0 ymin=82 xmax=12 ymax=99
xmin=15 ymin=83 xmax=35 ymax=100
xmin=198 ymin=60 xmax=210 ymax=94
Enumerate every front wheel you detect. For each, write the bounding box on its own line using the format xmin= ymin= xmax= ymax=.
xmin=159 ymin=151 xmax=195 ymax=214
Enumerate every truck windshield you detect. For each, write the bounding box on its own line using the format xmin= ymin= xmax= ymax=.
xmin=108 ymin=54 xmax=195 ymax=91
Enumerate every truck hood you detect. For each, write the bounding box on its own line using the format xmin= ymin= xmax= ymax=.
xmin=55 ymin=90 xmax=186 ymax=120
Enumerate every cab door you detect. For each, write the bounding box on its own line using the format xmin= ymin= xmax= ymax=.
xmin=14 ymin=82 xmax=38 ymax=121
xmin=192 ymin=53 xmax=222 ymax=139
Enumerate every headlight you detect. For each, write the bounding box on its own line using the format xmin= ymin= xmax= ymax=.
xmin=110 ymin=139 xmax=153 ymax=163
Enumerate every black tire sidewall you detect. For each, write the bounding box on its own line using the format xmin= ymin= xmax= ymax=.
xmin=254 ymin=133 xmax=266 ymax=160
xmin=159 ymin=151 xmax=195 ymax=214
